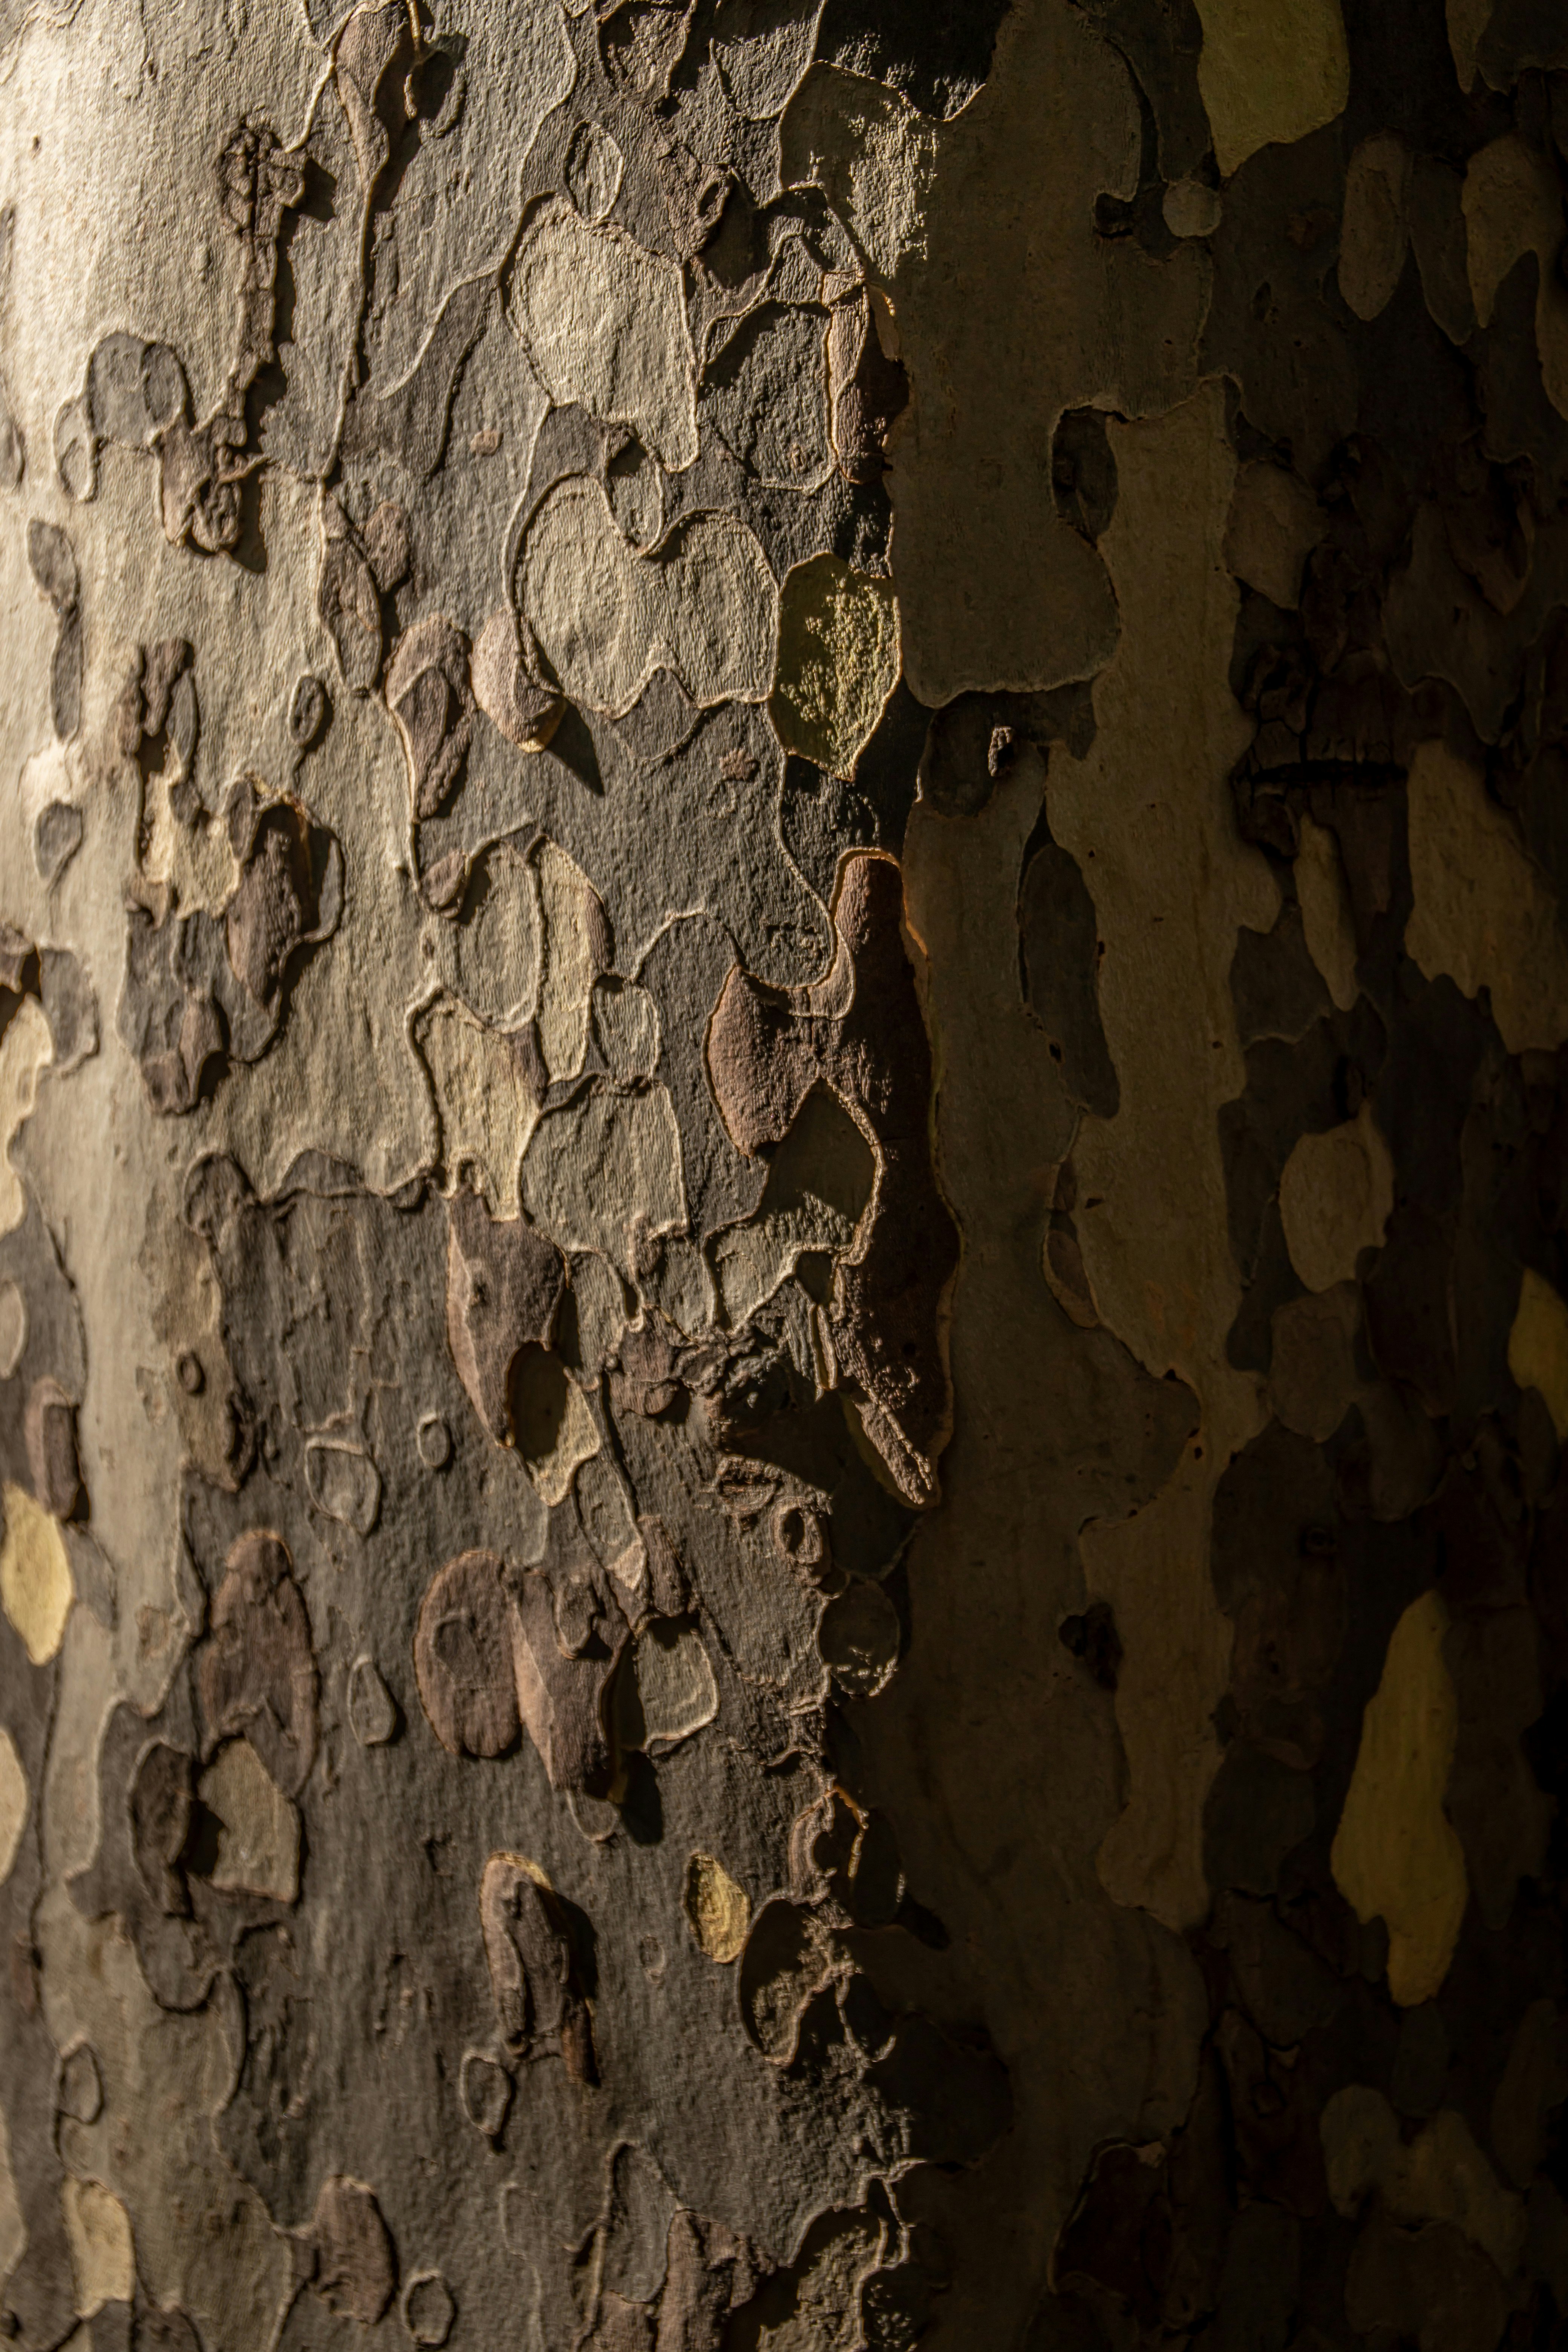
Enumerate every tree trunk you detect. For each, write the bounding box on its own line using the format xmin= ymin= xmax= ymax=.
xmin=2 ymin=2 xmax=1566 ymax=2348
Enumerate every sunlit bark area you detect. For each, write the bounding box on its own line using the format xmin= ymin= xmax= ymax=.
xmin=3 ymin=3 xmax=1568 ymax=2349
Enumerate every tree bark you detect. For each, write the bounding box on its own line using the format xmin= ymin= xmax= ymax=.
xmin=2 ymin=2 xmax=1566 ymax=2349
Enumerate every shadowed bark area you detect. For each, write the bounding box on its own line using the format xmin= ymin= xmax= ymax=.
xmin=2 ymin=3 xmax=1567 ymax=2349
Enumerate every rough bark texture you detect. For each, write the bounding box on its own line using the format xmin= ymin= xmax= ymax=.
xmin=3 ymin=2 xmax=1568 ymax=2349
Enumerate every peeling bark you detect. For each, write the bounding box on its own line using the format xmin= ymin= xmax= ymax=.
xmin=3 ymin=3 xmax=1568 ymax=2349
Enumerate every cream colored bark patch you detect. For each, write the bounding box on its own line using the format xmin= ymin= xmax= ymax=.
xmin=513 ymin=1361 xmax=599 ymax=1509
xmin=0 ymin=1481 xmax=74 ymax=1666
xmin=1295 ymin=814 xmax=1359 ymax=1010
xmin=522 ymin=477 xmax=777 ymax=715
xmin=1338 ymin=134 xmax=1412 ymax=322
xmin=776 ymin=2211 xmax=884 ymax=2347
xmin=1223 ymin=462 xmax=1323 ymax=609
xmin=713 ymin=1200 xmax=855 ymax=1329
xmin=415 ymin=998 xmax=540 ymax=1216
xmin=0 ymin=1724 xmax=27 ymax=1885
xmin=770 ymin=554 xmax=899 ymax=782
xmin=592 ymin=982 xmax=658 ymax=1084
xmin=684 ymin=1851 xmax=750 ymax=1964
xmin=0 ymin=1279 xmax=24 ymax=1378
xmin=1331 ymin=1590 xmax=1467 ymax=2007
xmin=508 ymin=201 xmax=697 ymax=470
xmin=521 ymin=1087 xmax=686 ymax=1282
xmin=206 ymin=701 xmax=436 ymax=1200
xmin=62 ymin=2177 xmax=135 ymax=2318
xmin=135 ymin=712 xmax=236 ymax=917
xmin=568 ymin=1251 xmax=628 ymax=1375
xmin=1323 ymin=2087 xmax=1526 ymax=2275
xmin=645 ymin=1235 xmax=713 ymax=1337
xmin=1508 ymin=1268 xmax=1568 ymax=1441
xmin=1050 ymin=383 xmax=1275 ymax=1932
xmin=632 ymin=1620 xmax=720 ymax=1753
xmin=711 ymin=1086 xmax=873 ymax=1328
xmin=0 ymin=996 xmax=52 ymax=1237
xmin=197 ymin=1738 xmax=300 ymax=1904
xmin=447 ymin=841 xmax=541 ymax=1032
xmin=1193 ymin=0 xmax=1349 ymax=179
xmin=1405 ymin=740 xmax=1568 ymax=1054
xmin=535 ymin=842 xmax=600 ymax=1085
xmin=714 ymin=1 xmax=820 ymax=119
xmin=779 ymin=67 xmax=938 ymax=281
xmin=1464 ymin=133 xmax=1568 ymax=423
xmin=1278 ymin=1102 xmax=1394 ymax=1295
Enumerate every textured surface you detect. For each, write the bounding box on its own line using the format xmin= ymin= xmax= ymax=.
xmin=2 ymin=2 xmax=1568 ymax=2349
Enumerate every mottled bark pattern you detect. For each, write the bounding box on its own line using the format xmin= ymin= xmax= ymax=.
xmin=1 ymin=2 xmax=1567 ymax=2350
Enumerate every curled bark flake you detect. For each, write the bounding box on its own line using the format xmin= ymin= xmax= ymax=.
xmin=445 ymin=1190 xmax=567 ymax=1445
xmin=706 ymin=852 xmax=957 ymax=1505
xmin=478 ymin=1850 xmax=596 ymax=2080
xmin=308 ymin=2176 xmax=397 ymax=2326
xmin=386 ymin=615 xmax=475 ymax=822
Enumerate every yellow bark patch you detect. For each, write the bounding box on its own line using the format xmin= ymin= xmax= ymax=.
xmin=770 ymin=553 xmax=899 ymax=782
xmin=1508 ymin=1268 xmax=1568 ymax=1441
xmin=1405 ymin=740 xmax=1568 ymax=1053
xmin=1193 ymin=0 xmax=1349 ymax=180
xmin=0 ymin=996 xmax=52 ymax=1238
xmin=684 ymin=1851 xmax=751 ymax=1963
xmin=1278 ymin=1102 xmax=1395 ymax=1295
xmin=1401 ymin=2109 xmax=1528 ymax=2274
xmin=1331 ymin=1590 xmax=1468 ymax=2007
xmin=61 ymin=2177 xmax=135 ymax=2318
xmin=0 ymin=1481 xmax=74 ymax=1666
